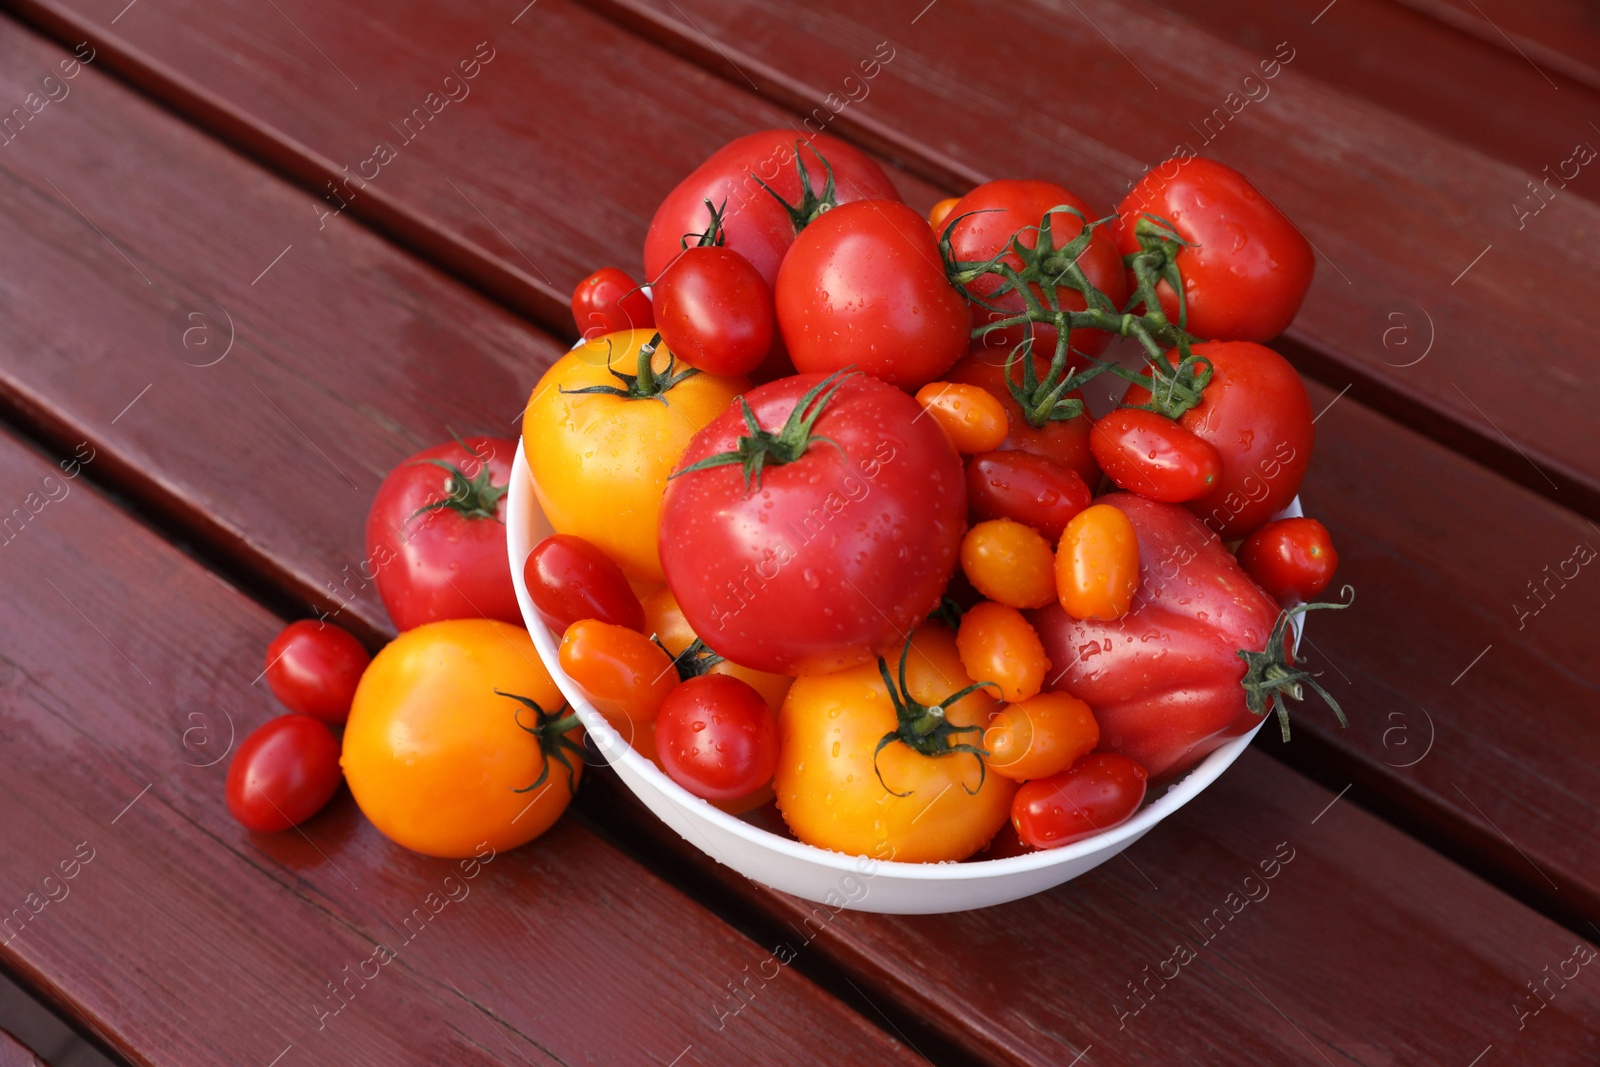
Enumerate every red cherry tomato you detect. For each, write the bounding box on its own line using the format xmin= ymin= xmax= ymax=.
xmin=366 ymin=436 xmax=521 ymax=632
xmin=263 ymin=620 xmax=370 ymax=725
xmin=652 ymin=246 xmax=776 ymax=376
xmin=1238 ymin=517 xmax=1339 ymax=604
xmin=524 ymin=534 xmax=645 ymax=634
xmin=945 ymin=180 xmax=1128 ymax=358
xmin=965 ymin=450 xmax=1091 ymax=542
xmin=1011 ymin=753 xmax=1148 ymax=849
xmin=946 ymin=350 xmax=1099 ymax=488
xmin=776 ymin=200 xmax=972 ymax=391
xmin=226 ymin=715 xmax=343 ymax=832
xmin=656 ymin=674 xmax=779 ymax=802
xmin=1115 ymin=158 xmax=1314 ymax=343
xmin=571 ymin=267 xmax=653 ymax=342
xmin=1090 ymin=408 xmax=1222 ymax=503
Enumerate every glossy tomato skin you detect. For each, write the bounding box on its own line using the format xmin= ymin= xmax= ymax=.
xmin=946 ymin=180 xmax=1128 ymax=358
xmin=965 ymin=450 xmax=1091 ymax=542
xmin=1012 ymin=753 xmax=1148 ymax=849
xmin=523 ymin=534 xmax=645 ymax=633
xmin=572 ymin=267 xmax=653 ymax=342
xmin=523 ymin=329 xmax=747 ymax=583
xmin=342 ymin=620 xmax=581 ymax=857
xmin=946 ymin=350 xmax=1099 ymax=488
xmin=1237 ymin=517 xmax=1338 ymax=603
xmin=660 ymin=373 xmax=966 ymax=676
xmin=1115 ymin=157 xmax=1314 ymax=343
xmin=1030 ymin=494 xmax=1285 ymax=780
xmin=641 ymin=587 xmax=793 ymax=711
xmin=264 ymin=620 xmax=370 ymax=725
xmin=644 ymin=131 xmax=901 ymax=289
xmin=226 ymin=715 xmax=342 ymax=833
xmin=776 ymin=200 xmax=972 ymax=391
xmin=366 ymin=436 xmax=521 ymax=633
xmin=1123 ymin=342 xmax=1312 ymax=539
xmin=656 ymin=674 xmax=779 ymax=802
xmin=652 ymin=246 xmax=775 ymax=376
xmin=1090 ymin=408 xmax=1222 ymax=503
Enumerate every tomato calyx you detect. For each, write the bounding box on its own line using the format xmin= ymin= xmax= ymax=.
xmin=498 ymin=689 xmax=585 ymax=796
xmin=1237 ymin=586 xmax=1356 ymax=741
xmin=679 ymin=198 xmax=729 ymax=251
xmin=928 ymin=595 xmax=967 ymax=631
xmin=871 ymin=637 xmax=998 ymax=798
xmin=672 ymin=368 xmax=853 ymax=492
xmin=664 ymin=636 xmax=725 ymax=681
xmin=753 ymin=141 xmax=841 ymax=231
xmin=406 ymin=453 xmax=508 ymax=524
xmin=559 ymin=333 xmax=700 ymax=403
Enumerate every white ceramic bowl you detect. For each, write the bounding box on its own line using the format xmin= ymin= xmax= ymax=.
xmin=508 ymin=440 xmax=1301 ymax=913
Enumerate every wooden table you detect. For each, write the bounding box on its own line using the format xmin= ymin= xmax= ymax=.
xmin=0 ymin=1 xmax=1595 ymax=1063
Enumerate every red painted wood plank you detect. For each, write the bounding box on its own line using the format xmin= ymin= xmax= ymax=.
xmin=0 ymin=1030 xmax=47 ymax=1067
xmin=1394 ymin=0 xmax=1600 ymax=93
xmin=0 ymin=425 xmax=923 ymax=1067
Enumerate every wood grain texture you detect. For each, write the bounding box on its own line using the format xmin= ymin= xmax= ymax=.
xmin=1393 ymin=0 xmax=1600 ymax=94
xmin=0 ymin=1030 xmax=46 ymax=1067
xmin=0 ymin=426 xmax=924 ymax=1067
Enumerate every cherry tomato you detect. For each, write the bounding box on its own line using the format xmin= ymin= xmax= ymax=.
xmin=652 ymin=246 xmax=775 ymax=376
xmin=956 ymin=601 xmax=1050 ymax=703
xmin=559 ymin=619 xmax=677 ymax=725
xmin=961 ymin=518 xmax=1057 ymax=610
xmin=945 ymin=180 xmax=1128 ymax=358
xmin=965 ymin=450 xmax=1090 ymax=542
xmin=983 ymin=692 xmax=1099 ymax=782
xmin=524 ymin=534 xmax=645 ymax=634
xmin=644 ymin=131 xmax=901 ymax=289
xmin=946 ymin=350 xmax=1099 ymax=488
xmin=640 ymin=587 xmax=793 ymax=711
xmin=1115 ymin=157 xmax=1314 ymax=343
xmin=915 ymin=382 xmax=1009 ymax=454
xmin=1012 ymin=753 xmax=1148 ymax=848
xmin=226 ymin=715 xmax=342 ymax=833
xmin=1056 ymin=504 xmax=1139 ymax=620
xmin=1238 ymin=517 xmax=1338 ymax=604
xmin=342 ymin=620 xmax=582 ymax=857
xmin=1090 ymin=408 xmax=1222 ymax=503
xmin=928 ymin=197 xmax=960 ymax=230
xmin=366 ymin=436 xmax=522 ymax=632
xmin=571 ymin=267 xmax=653 ymax=342
xmin=776 ymin=200 xmax=972 ymax=391
xmin=656 ymin=674 xmax=778 ymax=802
xmin=1123 ymin=341 xmax=1312 ymax=539
xmin=263 ymin=620 xmax=369 ymax=726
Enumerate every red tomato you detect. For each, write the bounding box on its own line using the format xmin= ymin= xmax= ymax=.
xmin=1238 ymin=518 xmax=1339 ymax=604
xmin=523 ymin=534 xmax=645 ymax=633
xmin=652 ymin=246 xmax=775 ymax=376
xmin=226 ymin=715 xmax=343 ymax=832
xmin=776 ymin=200 xmax=972 ymax=391
xmin=1012 ymin=753 xmax=1148 ymax=849
xmin=656 ymin=674 xmax=779 ymax=802
xmin=644 ymin=131 xmax=901 ymax=289
xmin=945 ymin=180 xmax=1128 ymax=358
xmin=660 ymin=371 xmax=966 ymax=675
xmin=1090 ymin=408 xmax=1222 ymax=503
xmin=571 ymin=267 xmax=653 ymax=342
xmin=965 ymin=450 xmax=1091 ymax=542
xmin=1123 ymin=342 xmax=1312 ymax=539
xmin=366 ymin=436 xmax=521 ymax=632
xmin=1115 ymin=157 xmax=1314 ymax=343
xmin=946 ymin=350 xmax=1099 ymax=488
xmin=1031 ymin=494 xmax=1337 ymax=780
xmin=263 ymin=620 xmax=369 ymax=725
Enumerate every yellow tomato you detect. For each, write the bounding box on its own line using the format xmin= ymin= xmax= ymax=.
xmin=523 ymin=329 xmax=746 ymax=583
xmin=1056 ymin=503 xmax=1139 ymax=619
xmin=641 ymin=586 xmax=794 ymax=709
xmin=342 ymin=620 xmax=581 ymax=858
xmin=914 ymin=381 xmax=1009 ymax=454
xmin=961 ymin=517 xmax=1057 ymax=609
xmin=774 ymin=625 xmax=1015 ymax=863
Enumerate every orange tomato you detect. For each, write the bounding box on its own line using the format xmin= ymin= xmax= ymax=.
xmin=956 ymin=601 xmax=1050 ymax=703
xmin=640 ymin=587 xmax=794 ymax=708
xmin=915 ymin=382 xmax=1009 ymax=454
xmin=342 ymin=620 xmax=582 ymax=858
xmin=1056 ymin=504 xmax=1139 ymax=620
xmin=961 ymin=518 xmax=1056 ymax=609
xmin=983 ymin=692 xmax=1099 ymax=782
xmin=928 ymin=197 xmax=961 ymax=231
xmin=558 ymin=619 xmax=677 ymax=724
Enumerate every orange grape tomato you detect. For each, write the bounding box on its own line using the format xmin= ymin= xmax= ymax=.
xmin=558 ymin=619 xmax=677 ymax=723
xmin=983 ymin=691 xmax=1099 ymax=782
xmin=928 ymin=197 xmax=961 ymax=231
xmin=960 ymin=518 xmax=1057 ymax=609
xmin=1055 ymin=504 xmax=1139 ymax=620
xmin=955 ymin=601 xmax=1050 ymax=703
xmin=915 ymin=382 xmax=1009 ymax=454
xmin=640 ymin=587 xmax=795 ymax=708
